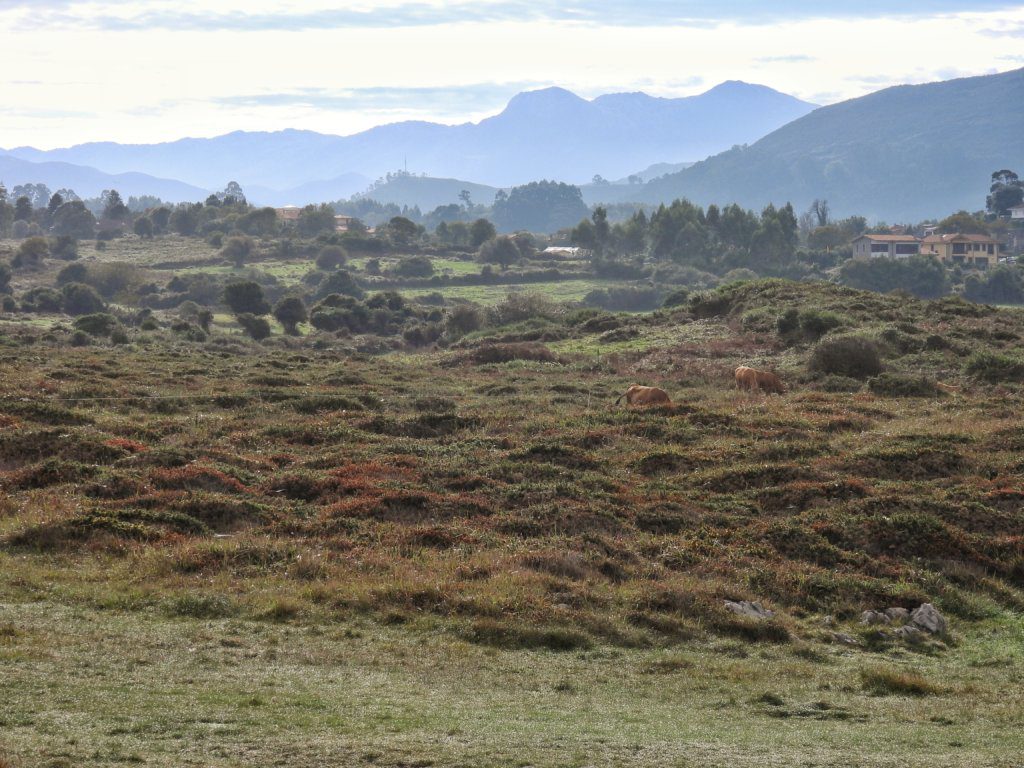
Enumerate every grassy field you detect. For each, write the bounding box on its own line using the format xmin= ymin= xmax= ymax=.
xmin=2 ymin=602 xmax=1022 ymax=767
xmin=403 ymin=277 xmax=621 ymax=305
xmin=1 ymin=235 xmax=645 ymax=312
xmin=2 ymin=277 xmax=1024 ymax=765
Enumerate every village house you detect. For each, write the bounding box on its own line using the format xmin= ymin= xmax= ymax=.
xmin=275 ymin=207 xmax=355 ymax=232
xmin=920 ymin=233 xmax=999 ymax=268
xmin=1009 ymin=203 xmax=1024 ymax=220
xmin=850 ymin=234 xmax=920 ymax=260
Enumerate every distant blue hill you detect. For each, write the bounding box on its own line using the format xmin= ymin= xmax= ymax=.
xmin=4 ymin=82 xmax=816 ymax=191
xmin=0 ymin=153 xmax=208 ymax=202
xmin=635 ymin=67 xmax=1024 ymax=221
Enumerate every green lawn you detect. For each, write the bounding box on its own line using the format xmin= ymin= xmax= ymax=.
xmin=2 ymin=599 xmax=1022 ymax=768
xmin=402 ymin=278 xmax=619 ymax=305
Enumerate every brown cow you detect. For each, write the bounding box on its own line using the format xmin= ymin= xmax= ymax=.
xmin=735 ymin=366 xmax=786 ymax=394
xmin=615 ymin=384 xmax=672 ymax=406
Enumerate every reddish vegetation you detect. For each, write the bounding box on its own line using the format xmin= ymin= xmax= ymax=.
xmin=105 ymin=438 xmax=149 ymax=453
xmin=151 ymin=465 xmax=249 ymax=495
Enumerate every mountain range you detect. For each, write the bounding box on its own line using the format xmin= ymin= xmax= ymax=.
xmin=0 ymin=154 xmax=208 ymax=203
xmin=2 ymin=81 xmax=815 ymax=199
xmin=633 ymin=67 xmax=1024 ymax=221
xmin=2 ymin=69 xmax=1021 ymax=222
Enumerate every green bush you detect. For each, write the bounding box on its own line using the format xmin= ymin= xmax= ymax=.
xmin=964 ymin=350 xmax=1024 ymax=383
xmin=14 ymin=236 xmax=50 ymax=267
xmin=20 ymin=287 xmax=63 ymax=313
xmin=73 ymin=313 xmax=119 ymax=337
xmin=236 ymin=313 xmax=271 ymax=341
xmin=662 ymin=288 xmax=689 ymax=308
xmin=798 ymin=308 xmax=844 ymax=340
xmin=808 ymin=335 xmax=882 ymax=379
xmin=315 ymin=245 xmax=348 ymax=270
xmin=69 ymin=330 xmax=92 ymax=347
xmin=778 ymin=307 xmax=843 ymax=341
xmin=394 ymin=255 xmax=435 ymax=278
xmin=61 ymin=283 xmax=106 ymax=315
xmin=50 ymin=235 xmax=78 ymax=260
xmin=170 ymin=320 xmax=208 ymax=342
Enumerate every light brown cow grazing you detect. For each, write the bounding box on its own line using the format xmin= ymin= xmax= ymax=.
xmin=735 ymin=366 xmax=786 ymax=394
xmin=615 ymin=384 xmax=672 ymax=406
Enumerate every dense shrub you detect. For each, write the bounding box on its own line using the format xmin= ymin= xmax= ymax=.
xmin=963 ymin=265 xmax=1024 ymax=305
xmin=315 ymin=269 xmax=364 ymax=300
xmin=273 ymin=296 xmax=308 ymax=335
xmin=394 ymin=255 xmax=435 ymax=278
xmin=56 ymin=262 xmax=89 ymax=285
xmin=21 ymin=287 xmax=63 ymax=313
xmin=73 ymin=313 xmax=119 ymax=337
xmin=808 ymin=335 xmax=882 ymax=379
xmin=220 ymin=235 xmax=256 ymax=267
xmin=223 ymin=281 xmax=270 ymax=315
xmin=170 ymin=320 xmax=208 ymax=342
xmin=583 ymin=285 xmax=663 ymax=311
xmin=315 ymin=245 xmax=348 ymax=270
xmin=446 ymin=304 xmax=484 ymax=336
xmin=486 ymin=292 xmax=560 ymax=326
xmin=81 ymin=262 xmax=146 ymax=299
xmin=840 ymin=255 xmax=949 ymax=299
xmin=69 ymin=330 xmax=92 ymax=347
xmin=236 ymin=313 xmax=272 ymax=341
xmin=61 ymin=283 xmax=106 ymax=315
xmin=403 ymin=323 xmax=444 ymax=347
xmin=777 ymin=307 xmax=843 ymax=341
xmin=466 ymin=342 xmax=557 ymax=364
xmin=309 ymin=295 xmax=370 ymax=333
xmin=12 ymin=236 xmax=49 ymax=269
xmin=797 ymin=308 xmax=843 ymax=340
xmin=964 ymin=351 xmax=1024 ymax=383
xmin=688 ymin=289 xmax=732 ymax=318
xmin=50 ymin=235 xmax=78 ymax=260
xmin=662 ymin=288 xmax=689 ymax=308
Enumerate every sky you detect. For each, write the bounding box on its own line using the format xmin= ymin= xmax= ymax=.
xmin=1 ymin=0 xmax=1023 ymax=149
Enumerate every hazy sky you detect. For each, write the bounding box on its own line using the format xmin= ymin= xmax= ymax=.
xmin=2 ymin=0 xmax=1023 ymax=148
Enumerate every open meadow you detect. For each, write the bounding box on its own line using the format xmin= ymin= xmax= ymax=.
xmin=2 ymin=269 xmax=1024 ymax=765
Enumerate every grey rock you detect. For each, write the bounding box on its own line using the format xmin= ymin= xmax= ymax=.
xmin=859 ymin=610 xmax=890 ymax=625
xmin=885 ymin=607 xmax=910 ymax=624
xmin=894 ymin=625 xmax=925 ymax=643
xmin=724 ymin=600 xmax=774 ymax=621
xmin=831 ymin=632 xmax=860 ymax=646
xmin=910 ymin=603 xmax=948 ymax=635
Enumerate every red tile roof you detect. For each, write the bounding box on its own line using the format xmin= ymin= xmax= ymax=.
xmin=853 ymin=234 xmax=919 ymax=242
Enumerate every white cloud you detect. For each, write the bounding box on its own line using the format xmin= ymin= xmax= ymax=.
xmin=0 ymin=4 xmax=1021 ymax=147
